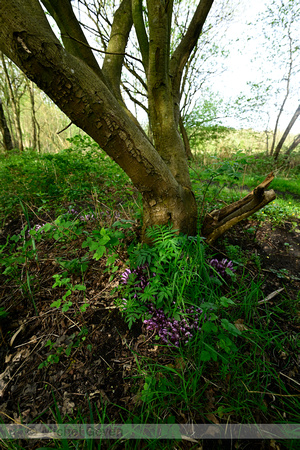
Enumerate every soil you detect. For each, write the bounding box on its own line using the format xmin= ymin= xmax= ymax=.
xmin=0 ymin=212 xmax=299 ymax=450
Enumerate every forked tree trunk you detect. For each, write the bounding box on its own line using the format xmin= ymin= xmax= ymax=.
xmin=0 ymin=0 xmax=276 ymax=244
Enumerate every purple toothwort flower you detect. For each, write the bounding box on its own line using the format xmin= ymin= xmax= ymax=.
xmin=120 ymin=264 xmax=151 ymax=290
xmin=209 ymin=258 xmax=235 ymax=278
xmin=144 ymin=302 xmax=207 ymax=347
xmin=121 ymin=268 xmax=132 ymax=284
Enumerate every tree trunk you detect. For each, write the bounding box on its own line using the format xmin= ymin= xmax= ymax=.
xmin=179 ymin=114 xmax=193 ymax=160
xmin=26 ymin=79 xmax=41 ymax=151
xmin=273 ymin=104 xmax=300 ymax=160
xmin=285 ymin=133 xmax=300 ymax=156
xmin=142 ymin=185 xmax=198 ymax=239
xmin=0 ymin=97 xmax=13 ymax=151
xmin=1 ymin=52 xmax=24 ymax=151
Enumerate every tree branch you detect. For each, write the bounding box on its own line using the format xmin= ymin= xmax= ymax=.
xmin=40 ymin=0 xmax=105 ymax=82
xmin=132 ymin=0 xmax=149 ymax=74
xmin=170 ymin=0 xmax=214 ymax=96
xmin=202 ymin=173 xmax=276 ymax=243
xmin=102 ymin=0 xmax=134 ymax=101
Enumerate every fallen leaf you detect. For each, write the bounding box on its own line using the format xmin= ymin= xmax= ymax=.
xmin=206 ymin=413 xmax=219 ymax=424
xmin=234 ymin=319 xmax=248 ymax=332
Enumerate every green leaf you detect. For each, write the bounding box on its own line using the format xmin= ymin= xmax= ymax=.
xmin=65 ymin=346 xmax=72 ymax=357
xmin=74 ymin=284 xmax=86 ymax=291
xmin=93 ymin=245 xmax=107 ymax=260
xmin=62 ymin=301 xmax=72 ymax=312
xmin=80 ymin=303 xmax=90 ymax=312
xmin=200 ymin=350 xmax=211 ymax=361
xmin=221 ymin=318 xmax=241 ymax=336
xmin=202 ymin=321 xmax=218 ymax=333
xmin=106 ymin=254 xmax=118 ymax=265
xmin=38 ymin=362 xmax=47 ymax=370
xmin=43 ymin=223 xmax=52 ymax=232
xmin=50 ymin=299 xmax=61 ymax=308
xmin=62 ymin=289 xmax=72 ymax=300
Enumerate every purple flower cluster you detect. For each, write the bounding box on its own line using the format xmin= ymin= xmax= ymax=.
xmin=209 ymin=258 xmax=235 ymax=278
xmin=33 ymin=223 xmax=45 ymax=233
xmin=121 ymin=265 xmax=151 ymax=292
xmin=120 ymin=265 xmax=208 ymax=346
xmin=69 ymin=208 xmax=95 ymax=222
xmin=144 ymin=303 xmax=206 ymax=347
xmin=26 ymin=223 xmax=46 ymax=236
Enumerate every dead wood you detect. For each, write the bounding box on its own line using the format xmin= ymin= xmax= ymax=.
xmin=202 ymin=172 xmax=276 ymax=244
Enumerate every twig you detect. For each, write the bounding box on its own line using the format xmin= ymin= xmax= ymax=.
xmin=241 ymin=380 xmax=300 ymax=397
xmin=258 ymin=288 xmax=284 ymax=304
xmin=57 ymin=122 xmax=73 ymax=134
xmin=279 ymin=372 xmax=300 ymax=387
xmin=62 ymin=33 xmax=143 ymax=64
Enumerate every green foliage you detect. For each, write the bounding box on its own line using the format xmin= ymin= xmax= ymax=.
xmin=223 ymin=242 xmax=246 ymax=265
xmin=0 ymin=306 xmax=8 ymax=320
xmin=0 ymin=135 xmax=132 ymax=223
xmin=51 ymin=274 xmax=88 ymax=313
xmin=117 ymin=224 xmax=243 ymax=366
xmin=118 ymin=224 xmax=214 ymax=325
xmin=0 ymin=123 xmax=299 ymax=438
xmin=82 ymin=225 xmax=125 ymax=275
xmin=38 ymin=326 xmax=89 ymax=370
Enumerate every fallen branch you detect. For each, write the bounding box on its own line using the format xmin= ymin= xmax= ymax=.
xmin=202 ymin=172 xmax=276 ymax=244
xmin=258 ymin=288 xmax=284 ymax=304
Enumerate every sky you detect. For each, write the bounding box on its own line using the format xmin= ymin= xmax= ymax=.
xmin=210 ymin=0 xmax=300 ymax=135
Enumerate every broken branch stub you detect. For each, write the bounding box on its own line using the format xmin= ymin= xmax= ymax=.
xmin=202 ymin=172 xmax=276 ymax=244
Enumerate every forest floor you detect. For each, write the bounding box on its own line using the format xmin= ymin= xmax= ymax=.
xmin=0 ymin=206 xmax=299 ymax=450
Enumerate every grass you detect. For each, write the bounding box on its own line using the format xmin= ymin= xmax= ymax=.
xmin=0 ymin=131 xmax=299 ymax=449
xmin=0 ymin=135 xmax=134 ymax=226
xmin=190 ymin=148 xmax=300 ymax=227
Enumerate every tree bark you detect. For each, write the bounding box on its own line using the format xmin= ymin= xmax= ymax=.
xmin=0 ymin=97 xmax=13 ymax=151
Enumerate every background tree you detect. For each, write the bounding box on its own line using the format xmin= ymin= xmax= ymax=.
xmin=0 ymin=0 xmax=276 ymax=241
xmin=0 ymin=97 xmax=13 ymax=151
xmin=0 ymin=55 xmax=79 ymax=153
xmin=248 ymin=0 xmax=300 ymax=158
xmin=0 ymin=52 xmax=26 ymax=151
xmin=24 ymin=78 xmax=41 ymax=151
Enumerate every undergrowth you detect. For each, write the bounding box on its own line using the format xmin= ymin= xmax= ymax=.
xmin=0 ymin=135 xmax=299 ymax=450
